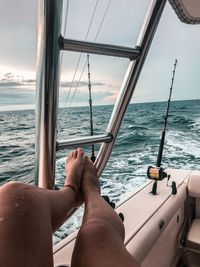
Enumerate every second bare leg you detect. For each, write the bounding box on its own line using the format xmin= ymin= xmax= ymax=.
xmin=71 ymin=157 xmax=140 ymax=267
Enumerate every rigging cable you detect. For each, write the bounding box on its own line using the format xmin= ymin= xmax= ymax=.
xmin=87 ymin=54 xmax=96 ymax=162
xmin=68 ymin=0 xmax=112 ymax=107
xmin=64 ymin=0 xmax=100 ymax=108
xmin=63 ymin=0 xmax=69 ymax=37
xmin=60 ymin=0 xmax=69 ymax=72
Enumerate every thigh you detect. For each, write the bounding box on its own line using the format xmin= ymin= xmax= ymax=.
xmin=0 ymin=182 xmax=53 ymax=267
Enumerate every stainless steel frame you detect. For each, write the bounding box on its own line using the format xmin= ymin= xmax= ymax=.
xmin=35 ymin=0 xmax=63 ymax=188
xmin=57 ymin=133 xmax=113 ymax=150
xmin=61 ymin=38 xmax=141 ymax=60
xmin=35 ymin=0 xmax=167 ymax=188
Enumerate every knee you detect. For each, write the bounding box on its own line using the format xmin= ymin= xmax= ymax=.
xmin=2 ymin=181 xmax=27 ymax=190
xmin=0 ymin=182 xmax=51 ymax=225
xmin=79 ymin=216 xmax=125 ymax=243
xmin=0 ymin=182 xmax=42 ymax=210
xmin=79 ymin=219 xmax=115 ymax=241
xmin=1 ymin=181 xmax=31 ymax=198
xmin=1 ymin=181 xmax=27 ymax=198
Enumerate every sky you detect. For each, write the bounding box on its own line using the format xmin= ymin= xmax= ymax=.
xmin=0 ymin=0 xmax=200 ymax=111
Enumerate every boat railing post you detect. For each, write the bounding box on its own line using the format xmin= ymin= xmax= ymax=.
xmin=95 ymin=0 xmax=167 ymax=176
xmin=35 ymin=0 xmax=63 ymax=188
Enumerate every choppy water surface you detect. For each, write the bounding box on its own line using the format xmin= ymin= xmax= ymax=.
xmin=0 ymin=100 xmax=200 ymax=242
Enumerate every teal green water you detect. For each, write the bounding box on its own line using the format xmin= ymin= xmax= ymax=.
xmin=0 ymin=99 xmax=200 ymax=242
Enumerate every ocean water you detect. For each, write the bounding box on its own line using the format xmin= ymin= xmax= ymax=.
xmin=0 ymin=99 xmax=200 ymax=242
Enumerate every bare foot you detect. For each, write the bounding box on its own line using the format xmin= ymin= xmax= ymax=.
xmin=82 ymin=156 xmax=100 ymax=200
xmin=65 ymin=148 xmax=85 ymax=195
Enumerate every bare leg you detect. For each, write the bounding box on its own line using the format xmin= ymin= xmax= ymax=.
xmin=71 ymin=156 xmax=140 ymax=267
xmin=0 ymin=148 xmax=84 ymax=267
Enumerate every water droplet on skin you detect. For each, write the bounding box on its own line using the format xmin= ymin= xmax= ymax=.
xmin=15 ymin=203 xmax=20 ymax=208
xmin=0 ymin=217 xmax=5 ymax=222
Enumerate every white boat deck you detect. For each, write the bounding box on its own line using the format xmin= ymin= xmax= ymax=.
xmin=53 ymin=169 xmax=200 ymax=266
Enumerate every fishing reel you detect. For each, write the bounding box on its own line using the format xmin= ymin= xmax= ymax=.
xmin=147 ymin=166 xmax=167 ymax=181
xmin=147 ymin=166 xmax=176 ymax=195
xmin=147 ymin=166 xmax=168 ymax=195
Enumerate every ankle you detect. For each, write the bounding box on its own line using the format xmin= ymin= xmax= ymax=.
xmin=84 ymin=189 xmax=101 ymax=203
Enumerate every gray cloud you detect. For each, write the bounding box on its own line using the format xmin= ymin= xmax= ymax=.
xmin=0 ymin=70 xmax=113 ymax=107
xmin=60 ymin=81 xmax=106 ymax=88
xmin=26 ymin=79 xmax=35 ymax=83
xmin=4 ymin=72 xmax=15 ymax=79
xmin=0 ymin=71 xmax=35 ymax=106
xmin=0 ymin=81 xmax=35 ymax=88
xmin=60 ymin=87 xmax=115 ymax=106
xmin=0 ymin=72 xmax=36 ymax=88
xmin=0 ymin=75 xmax=107 ymax=91
xmin=0 ymin=81 xmax=23 ymax=88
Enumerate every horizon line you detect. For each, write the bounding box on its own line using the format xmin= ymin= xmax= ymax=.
xmin=1 ymin=98 xmax=200 ymax=113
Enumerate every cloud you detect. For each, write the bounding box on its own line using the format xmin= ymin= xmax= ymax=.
xmin=59 ymin=80 xmax=116 ymax=105
xmin=0 ymin=81 xmax=23 ymax=88
xmin=0 ymin=70 xmax=116 ymax=109
xmin=0 ymin=71 xmax=36 ymax=107
xmin=60 ymin=84 xmax=119 ymax=108
xmin=0 ymin=68 xmax=120 ymax=109
xmin=60 ymin=80 xmax=106 ymax=88
xmin=0 ymin=72 xmax=35 ymax=89
xmin=4 ymin=72 xmax=15 ymax=79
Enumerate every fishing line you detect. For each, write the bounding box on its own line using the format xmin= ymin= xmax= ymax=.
xmin=64 ymin=0 xmax=100 ymax=108
xmin=60 ymin=0 xmax=69 ymax=75
xmin=68 ymin=0 xmax=112 ymax=107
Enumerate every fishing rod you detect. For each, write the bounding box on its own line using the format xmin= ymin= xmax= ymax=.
xmin=156 ymin=59 xmax=178 ymax=167
xmin=147 ymin=59 xmax=178 ymax=195
xmin=87 ymin=54 xmax=96 ymax=162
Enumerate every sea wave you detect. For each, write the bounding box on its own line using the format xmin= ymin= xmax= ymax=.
xmin=0 ymin=99 xmax=200 ymax=243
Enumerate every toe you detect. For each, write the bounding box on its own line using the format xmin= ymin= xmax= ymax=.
xmin=84 ymin=155 xmax=94 ymax=167
xmin=67 ymin=151 xmax=73 ymax=161
xmin=73 ymin=149 xmax=78 ymax=158
xmin=77 ymin=147 xmax=84 ymax=158
xmin=84 ymin=155 xmax=89 ymax=162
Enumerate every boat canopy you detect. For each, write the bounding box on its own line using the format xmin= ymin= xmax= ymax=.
xmin=169 ymin=0 xmax=200 ymax=24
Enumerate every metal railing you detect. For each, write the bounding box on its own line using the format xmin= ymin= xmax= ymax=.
xmin=35 ymin=0 xmax=62 ymax=188
xmin=60 ymin=38 xmax=141 ymax=60
xmin=57 ymin=133 xmax=113 ymax=150
xmin=35 ymin=0 xmax=167 ymax=188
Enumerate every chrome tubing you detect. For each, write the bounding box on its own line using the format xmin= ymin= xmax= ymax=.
xmin=61 ymin=38 xmax=141 ymax=60
xmin=95 ymin=0 xmax=167 ymax=176
xmin=35 ymin=0 xmax=63 ymax=188
xmin=57 ymin=133 xmax=113 ymax=150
